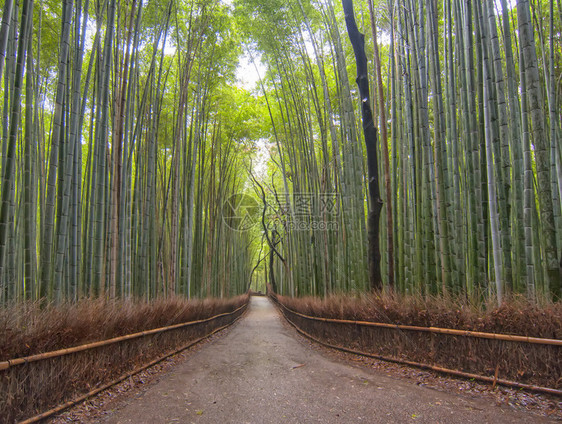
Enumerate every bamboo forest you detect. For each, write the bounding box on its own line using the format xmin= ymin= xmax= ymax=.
xmin=1 ymin=0 xmax=560 ymax=304
xmin=1 ymin=0 xmax=562 ymax=422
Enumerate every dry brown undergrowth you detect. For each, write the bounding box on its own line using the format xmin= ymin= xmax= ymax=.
xmin=0 ymin=294 xmax=249 ymax=361
xmin=276 ymin=292 xmax=561 ymax=389
xmin=278 ymin=292 xmax=562 ymax=338
xmin=0 ymin=294 xmax=249 ymax=423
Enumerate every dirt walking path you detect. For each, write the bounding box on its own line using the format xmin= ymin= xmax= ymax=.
xmin=96 ymin=296 xmax=554 ymax=423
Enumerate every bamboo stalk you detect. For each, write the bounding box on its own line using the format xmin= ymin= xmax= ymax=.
xmin=0 ymin=302 xmax=248 ymax=371
xmin=275 ymin=298 xmax=562 ymax=346
xmin=18 ymin=308 xmax=248 ymax=424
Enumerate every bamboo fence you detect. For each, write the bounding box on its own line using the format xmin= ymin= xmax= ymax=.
xmin=272 ymin=295 xmax=562 ymax=396
xmin=275 ymin=301 xmax=562 ymax=346
xmin=0 ymin=302 xmax=248 ymax=371
xmin=17 ymin=307 xmax=248 ymax=424
xmin=2 ymin=301 xmax=249 ymax=423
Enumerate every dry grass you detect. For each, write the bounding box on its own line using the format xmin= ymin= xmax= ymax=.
xmin=276 ymin=292 xmax=562 ymax=389
xmin=0 ymin=294 xmax=248 ymax=361
xmin=0 ymin=294 xmax=249 ymax=423
xmin=277 ymin=292 xmax=562 ymax=339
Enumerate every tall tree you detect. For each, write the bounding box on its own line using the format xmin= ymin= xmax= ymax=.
xmin=342 ymin=0 xmax=382 ymax=290
xmin=367 ymin=0 xmax=394 ymax=289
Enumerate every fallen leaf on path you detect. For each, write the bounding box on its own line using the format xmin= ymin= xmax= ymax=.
xmin=196 ymin=410 xmax=204 ymax=415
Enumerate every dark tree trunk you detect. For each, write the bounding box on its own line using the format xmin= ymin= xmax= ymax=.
xmin=269 ymin=243 xmax=277 ymax=294
xmin=342 ymin=0 xmax=383 ymax=290
xmin=367 ymin=0 xmax=394 ymax=290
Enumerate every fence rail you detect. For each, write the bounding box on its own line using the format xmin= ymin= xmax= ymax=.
xmin=275 ymin=300 xmax=561 ymax=346
xmin=0 ymin=302 xmax=248 ymax=371
xmin=17 ymin=303 xmax=249 ymax=424
xmin=271 ymin=295 xmax=562 ymax=396
xmin=2 ymin=300 xmax=249 ymax=424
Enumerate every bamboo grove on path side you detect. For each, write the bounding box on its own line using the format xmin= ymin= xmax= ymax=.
xmin=241 ymin=0 xmax=562 ymax=302
xmin=0 ymin=0 xmax=560 ymax=304
xmin=0 ymin=0 xmax=254 ymax=302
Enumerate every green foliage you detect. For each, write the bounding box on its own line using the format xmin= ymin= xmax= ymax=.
xmin=0 ymin=0 xmax=559 ymax=305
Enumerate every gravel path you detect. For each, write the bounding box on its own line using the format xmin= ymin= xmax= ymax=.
xmin=98 ymin=296 xmax=554 ymax=423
